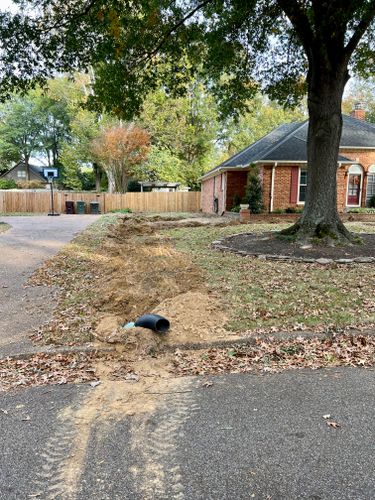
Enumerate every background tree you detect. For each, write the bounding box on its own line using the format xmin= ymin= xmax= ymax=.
xmin=92 ymin=124 xmax=151 ymax=193
xmin=0 ymin=96 xmax=46 ymax=179
xmin=60 ymin=109 xmax=103 ymax=190
xmin=343 ymin=78 xmax=375 ymax=124
xmin=140 ymin=83 xmax=219 ymax=190
xmin=221 ymin=95 xmax=306 ymax=158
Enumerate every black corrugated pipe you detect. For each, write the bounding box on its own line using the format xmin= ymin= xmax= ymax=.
xmin=135 ymin=314 xmax=170 ymax=333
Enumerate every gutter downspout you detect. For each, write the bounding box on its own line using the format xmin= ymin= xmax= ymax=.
xmin=222 ymin=172 xmax=226 ymax=215
xmin=270 ymin=162 xmax=277 ymax=213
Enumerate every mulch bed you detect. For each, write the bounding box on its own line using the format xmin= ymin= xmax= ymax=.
xmin=216 ymin=232 xmax=375 ymax=261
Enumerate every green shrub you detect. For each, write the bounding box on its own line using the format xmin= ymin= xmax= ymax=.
xmin=272 ymin=208 xmax=285 ymax=214
xmin=348 ymin=207 xmax=375 ymax=214
xmin=230 ymin=205 xmax=241 ymax=213
xmin=110 ymin=208 xmax=133 ymax=213
xmin=368 ymin=194 xmax=375 ymax=208
xmin=245 ymin=165 xmax=263 ymax=214
xmin=0 ymin=179 xmax=17 ymax=189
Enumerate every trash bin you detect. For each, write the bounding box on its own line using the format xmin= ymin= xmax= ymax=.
xmin=90 ymin=201 xmax=100 ymax=214
xmin=76 ymin=201 xmax=86 ymax=214
xmin=65 ymin=201 xmax=75 ymax=214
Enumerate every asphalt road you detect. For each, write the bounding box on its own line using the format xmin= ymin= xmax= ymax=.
xmin=0 ymin=367 xmax=373 ymax=499
xmin=0 ymin=215 xmax=98 ymax=356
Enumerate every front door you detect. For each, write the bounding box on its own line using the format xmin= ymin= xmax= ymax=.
xmin=347 ymin=174 xmax=361 ymax=206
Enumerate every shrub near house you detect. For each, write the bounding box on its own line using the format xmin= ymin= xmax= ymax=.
xmin=201 ymin=105 xmax=375 ymax=214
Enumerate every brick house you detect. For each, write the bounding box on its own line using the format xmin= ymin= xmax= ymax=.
xmin=200 ymin=108 xmax=375 ymax=214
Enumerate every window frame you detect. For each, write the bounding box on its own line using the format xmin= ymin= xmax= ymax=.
xmin=297 ymin=168 xmax=308 ymax=205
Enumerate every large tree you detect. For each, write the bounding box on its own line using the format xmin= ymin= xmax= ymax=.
xmin=0 ymin=1 xmax=374 ymax=242
xmin=92 ymin=124 xmax=150 ymax=193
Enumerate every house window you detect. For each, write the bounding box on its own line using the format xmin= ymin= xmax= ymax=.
xmin=17 ymin=170 xmax=26 ymax=178
xmin=298 ymin=169 xmax=308 ymax=203
xmin=366 ymin=166 xmax=375 ymax=206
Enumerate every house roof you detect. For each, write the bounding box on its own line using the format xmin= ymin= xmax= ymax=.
xmin=202 ymin=114 xmax=375 ymax=179
xmin=0 ymin=162 xmax=47 ymax=181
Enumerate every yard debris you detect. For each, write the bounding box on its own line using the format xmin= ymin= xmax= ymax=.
xmin=0 ymin=352 xmax=99 ymax=392
xmin=326 ymin=421 xmax=341 ymax=429
xmin=322 ymin=414 xmax=331 ymax=419
xmin=171 ymin=334 xmax=375 ymax=376
xmin=201 ymin=381 xmax=213 ymax=388
xmin=90 ymin=380 xmax=101 ymax=388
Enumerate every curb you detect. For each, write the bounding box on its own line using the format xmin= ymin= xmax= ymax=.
xmin=162 ymin=328 xmax=375 ymax=352
xmin=2 ymin=328 xmax=374 ymax=361
xmin=0 ymin=344 xmax=116 ymax=361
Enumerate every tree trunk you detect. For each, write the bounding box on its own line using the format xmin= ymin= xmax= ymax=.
xmin=24 ymin=155 xmax=31 ymax=181
xmin=282 ymin=64 xmax=356 ymax=245
xmin=93 ymin=162 xmax=101 ymax=192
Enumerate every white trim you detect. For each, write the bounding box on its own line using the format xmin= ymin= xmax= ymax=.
xmin=297 ymin=167 xmax=308 ymax=205
xmin=270 ymin=162 xmax=277 ymax=212
xmin=368 ymin=165 xmax=375 ymax=173
xmin=340 ymin=146 xmax=375 ymax=150
xmin=222 ymin=172 xmax=226 ymax=212
xmin=346 ymin=165 xmax=364 ymax=207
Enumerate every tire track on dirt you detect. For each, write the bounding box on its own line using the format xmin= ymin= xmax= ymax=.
xmin=130 ymin=378 xmax=200 ymax=500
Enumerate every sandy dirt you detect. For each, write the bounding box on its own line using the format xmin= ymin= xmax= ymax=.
xmin=31 ymin=214 xmax=240 ymax=351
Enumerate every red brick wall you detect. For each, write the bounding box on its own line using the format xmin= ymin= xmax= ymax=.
xmin=340 ymin=148 xmax=375 ymax=207
xmin=200 ymin=172 xmax=227 ymax=214
xmin=262 ymin=166 xmax=273 ymax=212
xmin=226 ymin=171 xmax=248 ymax=210
xmin=201 ymin=148 xmax=375 ymax=214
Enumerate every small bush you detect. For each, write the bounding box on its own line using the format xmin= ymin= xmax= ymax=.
xmin=110 ymin=208 xmax=133 ymax=213
xmin=0 ymin=179 xmax=17 ymax=189
xmin=348 ymin=207 xmax=375 ymax=214
xmin=272 ymin=208 xmax=285 ymax=214
xmin=16 ymin=180 xmax=45 ymax=189
xmin=230 ymin=205 xmax=241 ymax=213
xmin=368 ymin=194 xmax=375 ymax=208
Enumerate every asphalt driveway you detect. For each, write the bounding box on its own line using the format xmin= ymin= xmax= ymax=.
xmin=0 ymin=368 xmax=373 ymax=499
xmin=0 ymin=215 xmax=98 ymax=356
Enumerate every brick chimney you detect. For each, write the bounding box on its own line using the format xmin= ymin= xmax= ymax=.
xmin=350 ymin=101 xmax=366 ymax=121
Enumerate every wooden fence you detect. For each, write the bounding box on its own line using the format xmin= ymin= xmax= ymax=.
xmin=0 ymin=190 xmax=201 ymax=214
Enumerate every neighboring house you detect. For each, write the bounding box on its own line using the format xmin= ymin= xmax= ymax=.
xmin=139 ymin=181 xmax=181 ymax=192
xmin=0 ymin=162 xmax=47 ymax=184
xmin=201 ymin=104 xmax=375 ymax=214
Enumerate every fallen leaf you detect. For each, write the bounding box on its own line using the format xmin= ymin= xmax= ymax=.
xmin=22 ymin=416 xmax=31 ymax=421
xmin=0 ymin=409 xmax=8 ymax=415
xmin=90 ymin=381 xmax=101 ymax=388
xmin=322 ymin=414 xmax=331 ymax=419
xmin=202 ymin=381 xmax=213 ymax=388
xmin=326 ymin=420 xmax=340 ymax=428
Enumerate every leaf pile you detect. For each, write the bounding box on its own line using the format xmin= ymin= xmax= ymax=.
xmin=0 ymin=352 xmax=99 ymax=392
xmin=171 ymin=335 xmax=375 ymax=376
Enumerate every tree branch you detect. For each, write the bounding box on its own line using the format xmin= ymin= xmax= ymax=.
xmin=343 ymin=2 xmax=375 ymax=62
xmin=133 ymin=0 xmax=214 ymax=68
xmin=276 ymin=0 xmax=314 ymax=60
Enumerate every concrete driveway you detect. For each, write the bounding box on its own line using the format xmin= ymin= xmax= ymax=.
xmin=0 ymin=215 xmax=98 ymax=356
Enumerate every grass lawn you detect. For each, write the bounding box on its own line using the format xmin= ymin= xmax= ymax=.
xmin=169 ymin=221 xmax=375 ymax=334
xmin=0 ymin=222 xmax=10 ymax=233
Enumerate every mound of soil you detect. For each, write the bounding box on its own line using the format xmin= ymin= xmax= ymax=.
xmin=217 ymin=232 xmax=375 ymax=262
